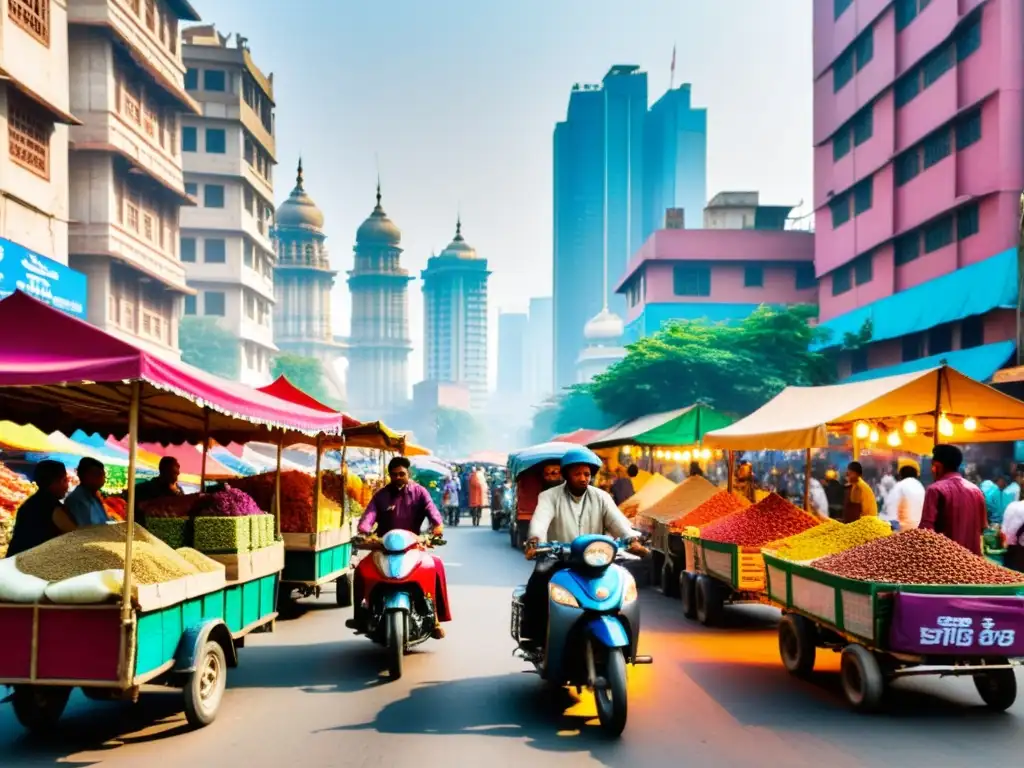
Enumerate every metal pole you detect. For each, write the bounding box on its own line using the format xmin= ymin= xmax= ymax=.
xmin=121 ymin=381 xmax=141 ymax=627
xmin=313 ymin=433 xmax=323 ymax=534
xmin=803 ymin=448 xmax=812 ymax=513
xmin=199 ymin=407 xmax=210 ymax=492
xmin=340 ymin=438 xmax=348 ymax=526
xmin=727 ymin=450 xmax=735 ymax=493
xmin=274 ymin=433 xmax=283 ymax=539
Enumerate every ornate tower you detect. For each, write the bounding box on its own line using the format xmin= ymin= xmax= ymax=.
xmin=272 ymin=160 xmax=346 ymax=399
xmin=347 ymin=184 xmax=412 ymax=417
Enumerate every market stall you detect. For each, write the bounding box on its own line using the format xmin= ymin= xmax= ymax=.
xmin=0 ymin=291 xmax=341 ymax=733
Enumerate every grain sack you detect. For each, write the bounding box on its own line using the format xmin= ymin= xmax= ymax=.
xmin=0 ymin=555 xmax=47 ymax=603
xmin=44 ymin=569 xmax=123 ymax=604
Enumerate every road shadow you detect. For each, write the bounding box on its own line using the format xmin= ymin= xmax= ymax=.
xmin=322 ymin=672 xmax=635 ymax=764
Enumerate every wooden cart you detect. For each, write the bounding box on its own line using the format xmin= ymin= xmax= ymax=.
xmin=280 ymin=527 xmax=354 ymax=606
xmin=679 ymin=535 xmax=771 ymax=625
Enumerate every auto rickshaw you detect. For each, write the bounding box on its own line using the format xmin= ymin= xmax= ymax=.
xmin=505 ymin=442 xmax=582 ymax=550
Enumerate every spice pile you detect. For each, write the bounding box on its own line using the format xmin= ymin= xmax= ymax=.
xmin=700 ymin=493 xmax=821 ymax=548
xmin=812 ymin=528 xmax=1024 ymax=585
xmin=765 ymin=516 xmax=891 ymax=562
xmin=175 ymin=547 xmax=224 ymax=573
xmin=230 ymin=471 xmax=343 ymax=533
xmin=669 ymin=491 xmax=748 ymax=532
xmin=638 ymin=475 xmax=720 ymax=527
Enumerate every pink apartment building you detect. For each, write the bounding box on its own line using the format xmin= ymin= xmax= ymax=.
xmin=814 ymin=0 xmax=1020 ymax=382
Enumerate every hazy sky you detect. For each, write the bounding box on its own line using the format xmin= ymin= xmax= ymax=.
xmin=191 ymin=0 xmax=813 ymax=389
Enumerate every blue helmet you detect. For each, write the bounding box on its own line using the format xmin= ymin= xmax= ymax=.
xmin=559 ymin=446 xmax=602 ymax=476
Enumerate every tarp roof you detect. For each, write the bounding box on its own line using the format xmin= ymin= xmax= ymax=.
xmin=552 ymin=429 xmax=602 ymax=445
xmin=0 ymin=292 xmax=341 ymax=444
xmin=256 ymin=376 xmax=360 ymax=428
xmin=704 ymin=365 xmax=1024 ymax=451
xmin=589 ymin=405 xmax=734 ymax=449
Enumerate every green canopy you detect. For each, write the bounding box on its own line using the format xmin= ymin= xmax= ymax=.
xmin=588 ymin=405 xmax=734 ymax=449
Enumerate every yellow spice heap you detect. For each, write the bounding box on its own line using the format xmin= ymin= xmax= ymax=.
xmin=765 ymin=516 xmax=892 ymax=562
xmin=175 ymin=547 xmax=224 ymax=574
xmin=16 ymin=523 xmax=205 ymax=584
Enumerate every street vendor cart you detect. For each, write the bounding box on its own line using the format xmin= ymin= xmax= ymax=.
xmin=0 ymin=292 xmax=341 ymax=733
xmin=506 ymin=442 xmax=579 ymax=550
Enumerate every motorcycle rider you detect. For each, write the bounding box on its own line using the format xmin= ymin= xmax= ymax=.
xmin=348 ymin=456 xmax=451 ymax=639
xmin=520 ymin=447 xmax=646 ymax=647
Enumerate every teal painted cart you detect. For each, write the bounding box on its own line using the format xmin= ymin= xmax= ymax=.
xmin=0 ymin=549 xmax=283 ymax=734
xmin=280 ymin=526 xmax=354 ymax=607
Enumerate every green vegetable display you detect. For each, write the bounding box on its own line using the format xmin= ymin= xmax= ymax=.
xmin=146 ymin=518 xmax=188 ymax=549
xmin=194 ymin=517 xmax=251 ymax=554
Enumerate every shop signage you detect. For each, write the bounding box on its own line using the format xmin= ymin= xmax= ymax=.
xmin=889 ymin=592 xmax=1024 ymax=656
xmin=0 ymin=237 xmax=87 ymax=318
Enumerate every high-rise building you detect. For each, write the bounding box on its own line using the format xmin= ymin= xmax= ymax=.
xmin=525 ymin=296 xmax=553 ymax=401
xmin=421 ymin=219 xmax=490 ymax=411
xmin=497 ymin=311 xmax=529 ymax=395
xmin=181 ymin=26 xmax=277 ymax=386
xmin=643 ymin=84 xmax=707 ymax=237
xmin=813 ymin=0 xmax=1019 ymax=383
xmin=67 ymin=0 xmax=201 ymax=356
xmin=272 ymin=160 xmax=345 ymax=399
xmin=347 ymin=185 xmax=412 ymax=418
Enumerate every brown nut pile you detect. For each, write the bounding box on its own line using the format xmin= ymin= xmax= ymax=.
xmin=812 ymin=528 xmax=1024 ymax=585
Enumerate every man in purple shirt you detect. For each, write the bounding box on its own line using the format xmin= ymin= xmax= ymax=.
xmin=350 ymin=456 xmax=450 ymax=637
xmin=921 ymin=444 xmax=987 ymax=555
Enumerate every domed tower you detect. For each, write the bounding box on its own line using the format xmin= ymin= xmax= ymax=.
xmin=576 ymin=307 xmax=626 ymax=383
xmin=272 ymin=160 xmax=346 ymax=399
xmin=347 ymin=183 xmax=413 ymax=416
xmin=421 ymin=217 xmax=490 ymax=411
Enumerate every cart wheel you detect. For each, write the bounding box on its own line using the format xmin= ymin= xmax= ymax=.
xmin=491 ymin=513 xmax=500 ymax=531
xmin=974 ymin=663 xmax=1017 ymax=711
xmin=840 ymin=644 xmax=884 ymax=713
xmin=11 ymin=685 xmax=71 ymax=735
xmin=184 ymin=640 xmax=228 ymax=728
xmin=778 ymin=614 xmax=817 ymax=677
xmin=679 ymin=571 xmax=697 ymax=619
xmin=660 ymin=561 xmax=679 ymax=598
xmin=694 ymin=575 xmax=724 ymax=626
xmin=335 ymin=573 xmax=353 ymax=608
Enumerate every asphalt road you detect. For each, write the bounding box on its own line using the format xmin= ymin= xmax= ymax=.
xmin=4 ymin=522 xmax=1024 ymax=767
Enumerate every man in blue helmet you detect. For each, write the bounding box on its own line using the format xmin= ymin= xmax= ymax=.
xmin=520 ymin=446 xmax=646 ymax=647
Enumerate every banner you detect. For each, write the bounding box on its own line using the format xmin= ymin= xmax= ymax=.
xmin=0 ymin=237 xmax=86 ymax=318
xmin=889 ymin=591 xmax=1024 ymax=656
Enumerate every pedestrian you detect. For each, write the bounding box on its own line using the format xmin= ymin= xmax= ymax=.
xmin=842 ymin=461 xmax=878 ymax=523
xmin=1001 ymin=498 xmax=1024 ymax=571
xmin=611 ymin=464 xmax=638 ymax=505
xmin=883 ymin=464 xmax=926 ymax=531
xmin=920 ymin=444 xmax=987 ymax=555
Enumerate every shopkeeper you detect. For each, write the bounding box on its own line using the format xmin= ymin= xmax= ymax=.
xmin=6 ymin=460 xmax=76 ymax=556
xmin=843 ymin=461 xmax=878 ymax=523
xmin=920 ymin=444 xmax=986 ymax=555
xmin=65 ymin=457 xmax=111 ymax=527
xmin=134 ymin=457 xmax=183 ymax=502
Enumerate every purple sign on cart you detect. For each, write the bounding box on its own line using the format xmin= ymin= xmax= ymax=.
xmin=889 ymin=592 xmax=1024 ymax=656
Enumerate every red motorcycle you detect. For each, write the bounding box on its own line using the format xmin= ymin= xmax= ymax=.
xmin=352 ymin=530 xmax=448 ymax=680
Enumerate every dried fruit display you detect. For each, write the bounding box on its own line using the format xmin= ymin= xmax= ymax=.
xmin=103 ymin=496 xmax=126 ymax=522
xmin=812 ymin=528 xmax=1024 ymax=585
xmin=669 ymin=491 xmax=749 ymax=532
xmin=765 ymin=516 xmax=890 ymax=562
xmin=229 ymin=471 xmax=341 ymax=533
xmin=700 ymin=493 xmax=822 ymax=548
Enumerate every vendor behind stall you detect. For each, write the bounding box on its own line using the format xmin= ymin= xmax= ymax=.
xmin=134 ymin=457 xmax=183 ymax=502
xmin=843 ymin=461 xmax=878 ymax=523
xmin=921 ymin=444 xmax=987 ymax=555
xmin=65 ymin=457 xmax=110 ymax=527
xmin=6 ymin=460 xmax=76 ymax=557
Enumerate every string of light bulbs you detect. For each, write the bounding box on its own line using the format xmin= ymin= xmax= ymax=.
xmin=850 ymin=413 xmax=979 ymax=447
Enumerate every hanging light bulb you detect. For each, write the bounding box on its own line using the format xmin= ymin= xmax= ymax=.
xmin=939 ymin=413 xmax=954 ymax=437
xmin=655 ymin=449 xmax=664 ymax=459
xmin=701 ymin=448 xmax=712 ymax=460
xmin=963 ymin=416 xmax=978 ymax=431
xmin=622 ymin=445 xmax=632 ymax=457
xmin=682 ymin=450 xmax=692 ymax=462
xmin=854 ymin=421 xmax=870 ymax=440
xmin=886 ymin=431 xmax=902 ymax=448
xmin=714 ymin=450 xmax=723 ymax=459
xmin=672 ymin=450 xmax=683 ymax=462
xmin=903 ymin=418 xmax=918 ymax=435
xmin=869 ymin=428 xmax=880 ymax=443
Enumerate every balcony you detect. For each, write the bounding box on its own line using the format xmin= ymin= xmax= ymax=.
xmin=239 ymin=315 xmax=275 ymax=349
xmin=240 ymin=100 xmax=274 ymax=159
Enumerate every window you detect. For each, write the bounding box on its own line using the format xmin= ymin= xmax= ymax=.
xmin=184 ymin=68 xmax=198 ymax=90
xmin=850 ymin=348 xmax=869 ymax=374
xmin=854 ymin=30 xmax=874 ymax=71
xmin=181 ymin=126 xmax=197 ymax=152
xmin=961 ymin=315 xmax=984 ymax=349
xmin=901 ymin=333 xmax=923 ymax=362
xmin=743 ymin=265 xmax=764 ymax=288
xmin=832 ymin=266 xmax=852 ymax=296
xmin=204 ymin=184 xmax=225 ymax=208
xmin=895 ymin=0 xmax=918 ymax=31
xmin=184 ymin=295 xmax=196 ymax=315
xmin=894 ymin=151 xmax=920 ymax=186
xmin=854 ymin=252 xmax=873 ymax=285
xmin=830 ymin=194 xmax=850 ymax=228
xmin=853 ymin=178 xmax=873 ymax=215
xmin=185 ymin=182 xmax=198 ymax=196
xmin=922 ymin=45 xmax=954 ymax=88
xmin=897 ymin=12 xmax=982 ymax=109
xmin=894 ymin=232 xmax=920 ymax=266
xmin=180 ymin=237 xmax=196 ymax=262
xmin=957 ymin=13 xmax=982 ymax=61
xmin=205 ymin=128 xmax=226 ymax=154
xmin=673 ymin=265 xmax=711 ymax=297
xmin=833 ymin=50 xmax=854 ymax=92
xmin=8 ymin=0 xmax=50 ymax=45
xmin=834 ymin=0 xmax=853 ymax=20
xmin=894 ymin=74 xmax=920 ymax=108
xmin=795 ymin=263 xmax=816 ymax=290
xmin=922 ymin=128 xmax=951 ymax=169
xmin=956 ymin=108 xmax=982 ymax=150
xmin=923 ymin=216 xmax=954 ymax=252
xmin=7 ymin=91 xmax=50 ymax=179
xmin=204 ymin=291 xmax=226 ymax=316
xmin=203 ymin=69 xmax=226 ymax=92
xmin=852 ymin=106 xmax=873 ymax=145
xmin=957 ymin=203 xmax=979 ymax=240
xmin=244 ymin=241 xmax=254 ymax=268
xmin=833 ymin=129 xmax=851 ymax=161
xmin=928 ymin=323 xmax=953 ymax=355
xmin=204 ymin=238 xmax=226 ymax=263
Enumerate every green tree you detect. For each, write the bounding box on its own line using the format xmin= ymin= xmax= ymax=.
xmin=587 ymin=305 xmax=837 ymax=422
xmin=271 ymin=354 xmax=330 ymax=403
xmin=179 ymin=316 xmax=240 ymax=380
xmin=436 ymin=407 xmax=485 ymax=455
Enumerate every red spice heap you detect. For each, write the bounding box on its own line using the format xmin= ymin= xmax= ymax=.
xmin=699 ymin=493 xmax=821 ymax=548
xmin=669 ymin=491 xmax=748 ymax=531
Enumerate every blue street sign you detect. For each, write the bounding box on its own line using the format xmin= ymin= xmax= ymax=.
xmin=0 ymin=237 xmax=87 ymax=318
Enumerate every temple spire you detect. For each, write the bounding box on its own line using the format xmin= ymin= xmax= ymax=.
xmin=296 ymin=156 xmax=304 ymax=190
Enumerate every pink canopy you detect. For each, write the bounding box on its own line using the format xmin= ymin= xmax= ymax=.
xmin=0 ymin=291 xmax=341 ymax=444
xmin=120 ymin=440 xmax=239 ymax=479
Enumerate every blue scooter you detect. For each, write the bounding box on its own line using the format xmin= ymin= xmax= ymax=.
xmin=511 ymin=534 xmax=653 ymax=737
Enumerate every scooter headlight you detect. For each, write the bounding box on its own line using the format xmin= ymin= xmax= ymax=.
xmin=582 ymin=541 xmax=616 ymax=567
xmin=549 ymin=583 xmax=580 ymax=608
xmin=622 ymin=572 xmax=638 ymax=604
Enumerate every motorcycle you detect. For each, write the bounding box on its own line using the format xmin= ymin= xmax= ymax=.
xmin=352 ymin=530 xmax=447 ymax=680
xmin=510 ymin=534 xmax=653 ymax=737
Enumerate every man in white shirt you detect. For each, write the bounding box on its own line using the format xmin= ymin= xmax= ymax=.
xmin=1000 ymin=500 xmax=1024 ymax=571
xmin=521 ymin=447 xmax=645 ymax=645
xmin=883 ymin=465 xmax=926 ymax=531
